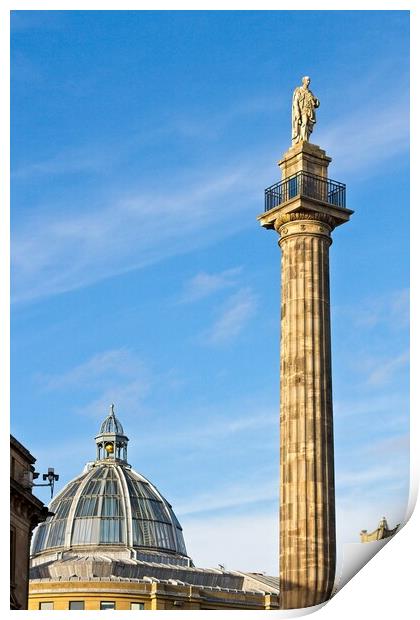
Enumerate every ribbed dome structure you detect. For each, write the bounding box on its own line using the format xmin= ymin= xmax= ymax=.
xmin=100 ymin=404 xmax=124 ymax=435
xmin=31 ymin=407 xmax=190 ymax=566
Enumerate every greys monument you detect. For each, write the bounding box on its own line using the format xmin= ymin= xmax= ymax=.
xmin=257 ymin=77 xmax=353 ymax=608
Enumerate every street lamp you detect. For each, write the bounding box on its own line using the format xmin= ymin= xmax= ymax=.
xmin=33 ymin=467 xmax=59 ymax=498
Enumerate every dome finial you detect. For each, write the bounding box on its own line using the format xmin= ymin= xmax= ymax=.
xmin=110 ymin=403 xmax=115 ymax=416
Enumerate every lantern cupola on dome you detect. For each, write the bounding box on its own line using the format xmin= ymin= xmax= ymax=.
xmin=95 ymin=404 xmax=129 ymax=463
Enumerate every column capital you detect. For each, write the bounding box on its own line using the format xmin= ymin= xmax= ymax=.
xmin=275 ymin=210 xmax=335 ymax=231
xmin=276 ymin=214 xmax=333 ymax=247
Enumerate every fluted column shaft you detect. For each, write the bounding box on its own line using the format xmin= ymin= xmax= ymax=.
xmin=277 ymin=213 xmax=336 ymax=609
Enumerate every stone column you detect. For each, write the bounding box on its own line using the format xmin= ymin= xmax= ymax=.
xmin=257 ymin=141 xmax=353 ymax=609
xmin=276 ymin=211 xmax=335 ymax=608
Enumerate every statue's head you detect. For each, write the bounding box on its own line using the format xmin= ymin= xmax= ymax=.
xmin=302 ymin=76 xmax=311 ymax=87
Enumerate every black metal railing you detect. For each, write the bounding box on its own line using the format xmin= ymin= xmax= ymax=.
xmin=264 ymin=171 xmax=346 ymax=212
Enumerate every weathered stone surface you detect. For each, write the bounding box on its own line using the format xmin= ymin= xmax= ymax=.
xmin=278 ymin=217 xmax=336 ymax=608
xmin=360 ymin=517 xmax=399 ymax=543
xmin=279 ymin=141 xmax=331 ymax=179
xmin=257 ymin=142 xmax=352 ymax=609
xmin=291 ymin=77 xmax=320 ymax=144
xmin=28 ymin=557 xmax=280 ymax=610
xmin=10 ymin=436 xmax=49 ymax=610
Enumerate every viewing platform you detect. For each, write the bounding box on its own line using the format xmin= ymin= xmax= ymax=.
xmin=264 ymin=171 xmax=346 ymax=213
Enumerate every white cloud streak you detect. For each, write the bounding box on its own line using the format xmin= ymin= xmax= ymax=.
xmin=37 ymin=348 xmax=150 ymax=419
xmin=39 ymin=349 xmax=145 ymax=390
xmin=11 ymin=88 xmax=408 ymax=305
xmin=362 ymin=433 xmax=409 ymax=457
xmin=140 ymin=409 xmax=277 ymax=451
xmin=12 ymin=163 xmax=259 ymax=304
xmin=366 ymin=350 xmax=409 ymax=387
xmin=334 ymin=392 xmax=408 ymax=424
xmin=12 ymin=145 xmax=116 ymax=179
xmin=317 ymin=97 xmax=409 ymax=176
xmin=202 ymin=287 xmax=258 ymax=345
xmin=336 ymin=464 xmax=405 ymax=490
xmin=334 ymin=289 xmax=409 ymax=331
xmin=176 ymin=477 xmax=278 ymax=517
xmin=177 ymin=267 xmax=243 ymax=304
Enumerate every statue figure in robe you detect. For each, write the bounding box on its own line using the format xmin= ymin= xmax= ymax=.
xmin=292 ymin=76 xmax=320 ymax=144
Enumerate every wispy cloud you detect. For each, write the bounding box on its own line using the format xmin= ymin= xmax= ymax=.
xmin=12 ymin=145 xmax=117 ymax=179
xmin=171 ymin=94 xmax=284 ymax=142
xmin=335 ymin=393 xmax=408 ymax=420
xmin=11 ymin=86 xmax=409 ymax=306
xmin=362 ymin=433 xmax=409 ymax=457
xmin=317 ymin=97 xmax=409 ymax=176
xmin=12 ymin=162 xmax=260 ymax=304
xmin=366 ymin=350 xmax=409 ymax=386
xmin=140 ymin=409 xmax=277 ymax=450
xmin=345 ymin=349 xmax=409 ymax=390
xmin=77 ymin=383 xmax=149 ymax=419
xmin=39 ymin=349 xmax=145 ymax=391
xmin=201 ymin=287 xmax=258 ymax=345
xmin=336 ymin=288 xmax=409 ymax=331
xmin=176 ymin=476 xmax=278 ymax=517
xmin=177 ymin=267 xmax=242 ymax=304
xmin=177 ymin=428 xmax=407 ymax=571
xmin=37 ymin=348 xmax=150 ymax=419
xmin=336 ymin=464 xmax=405 ymax=490
xmin=336 ymin=425 xmax=409 ymax=508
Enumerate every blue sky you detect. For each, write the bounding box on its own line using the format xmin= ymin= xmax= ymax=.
xmin=10 ymin=10 xmax=409 ymax=575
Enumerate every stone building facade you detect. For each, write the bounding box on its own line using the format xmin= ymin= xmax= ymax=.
xmin=360 ymin=517 xmax=399 ymax=543
xmin=10 ymin=435 xmax=49 ymax=610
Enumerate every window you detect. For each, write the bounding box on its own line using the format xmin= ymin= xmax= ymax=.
xmin=69 ymin=601 xmax=85 ymax=610
xmin=100 ymin=601 xmax=116 ymax=610
xmin=130 ymin=603 xmax=145 ymax=610
xmin=39 ymin=602 xmax=54 ymax=610
xmin=46 ymin=519 xmax=66 ymax=548
xmin=100 ymin=518 xmax=122 ymax=543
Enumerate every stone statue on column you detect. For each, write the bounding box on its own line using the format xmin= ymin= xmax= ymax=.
xmin=292 ymin=76 xmax=320 ymax=144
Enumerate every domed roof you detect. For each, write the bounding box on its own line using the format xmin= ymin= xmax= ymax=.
xmin=99 ymin=403 xmax=125 ymax=435
xmin=32 ymin=463 xmax=188 ymax=559
xmin=31 ymin=407 xmax=189 ymax=564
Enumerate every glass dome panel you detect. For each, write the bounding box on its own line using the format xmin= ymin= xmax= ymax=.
xmin=54 ymin=498 xmax=72 ymax=519
xmin=100 ymin=518 xmax=123 ymax=543
xmin=174 ymin=528 xmax=187 ymax=555
xmin=129 ymin=478 xmax=160 ymax=501
xmin=75 ymin=496 xmax=99 ymax=517
xmin=32 ymin=475 xmax=87 ymax=554
xmin=32 ymin=521 xmax=49 ymax=554
xmin=72 ymin=517 xmax=101 ymax=545
xmin=46 ymin=520 xmax=66 ymax=548
xmin=102 ymin=497 xmax=123 ymax=517
xmin=31 ymin=462 xmax=189 ymax=559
